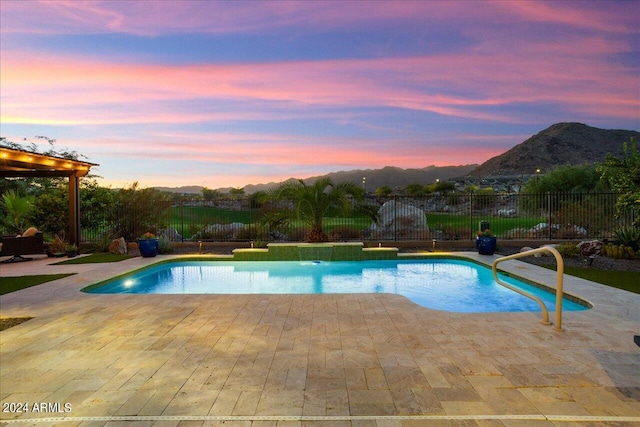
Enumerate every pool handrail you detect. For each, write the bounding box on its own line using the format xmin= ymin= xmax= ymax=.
xmin=492 ymin=246 xmax=564 ymax=330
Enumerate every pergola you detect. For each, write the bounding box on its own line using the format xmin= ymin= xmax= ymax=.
xmin=0 ymin=146 xmax=98 ymax=246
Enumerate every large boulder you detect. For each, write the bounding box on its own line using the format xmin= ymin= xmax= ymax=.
xmin=370 ymin=200 xmax=428 ymax=239
xmin=109 ymin=237 xmax=127 ymax=254
xmin=578 ymin=240 xmax=602 ymax=257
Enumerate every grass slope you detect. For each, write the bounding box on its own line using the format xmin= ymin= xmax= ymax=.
xmin=53 ymin=253 xmax=134 ymax=265
xmin=542 ymin=265 xmax=640 ymax=294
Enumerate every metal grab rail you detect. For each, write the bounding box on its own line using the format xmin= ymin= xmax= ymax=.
xmin=492 ymin=247 xmax=564 ymax=330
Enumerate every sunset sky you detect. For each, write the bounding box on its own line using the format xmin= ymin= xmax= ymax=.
xmin=1 ymin=1 xmax=638 ymax=190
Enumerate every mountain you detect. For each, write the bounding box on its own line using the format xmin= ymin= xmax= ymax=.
xmin=242 ymin=165 xmax=478 ymax=193
xmin=469 ymin=122 xmax=639 ymax=177
xmin=155 ymin=164 xmax=478 ymax=194
xmin=155 ymin=123 xmax=638 ymax=194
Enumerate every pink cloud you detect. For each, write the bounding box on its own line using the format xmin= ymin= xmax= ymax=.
xmin=67 ymin=129 xmax=503 ymax=172
xmin=497 ymin=0 xmax=638 ymax=34
xmin=3 ymin=1 xmax=637 ymax=39
xmin=3 ymin=44 xmax=638 ymax=128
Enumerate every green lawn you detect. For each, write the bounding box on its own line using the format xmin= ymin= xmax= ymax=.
xmin=542 ymin=264 xmax=640 ymax=294
xmin=426 ymin=213 xmax=544 ymax=237
xmin=169 ymin=206 xmax=546 ymax=239
xmin=169 ymin=206 xmax=255 ymax=237
xmin=0 ymin=274 xmax=75 ymax=295
xmin=53 ymin=253 xmax=134 ymax=265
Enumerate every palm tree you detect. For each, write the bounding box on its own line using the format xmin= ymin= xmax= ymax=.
xmin=0 ymin=190 xmax=34 ymax=234
xmin=272 ymin=177 xmax=365 ymax=242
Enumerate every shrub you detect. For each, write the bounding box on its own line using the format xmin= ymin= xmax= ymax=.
xmin=158 ymin=236 xmax=173 ymax=254
xmin=327 ymin=226 xmax=362 ymax=241
xmin=556 ymin=243 xmax=581 ymax=258
xmin=234 ymin=225 xmax=255 ymax=241
xmin=612 ymin=227 xmax=640 ymax=251
xmin=91 ymin=231 xmax=116 ymax=253
xmin=439 ymin=225 xmax=472 ymax=240
xmin=286 ymin=227 xmax=308 ymax=242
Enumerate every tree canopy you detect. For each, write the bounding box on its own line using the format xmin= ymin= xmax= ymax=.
xmin=598 ymin=138 xmax=640 ymax=226
xmin=522 ymin=164 xmax=606 ymax=193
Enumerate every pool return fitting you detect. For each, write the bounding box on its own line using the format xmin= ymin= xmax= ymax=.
xmin=492 ymin=246 xmax=564 ymax=330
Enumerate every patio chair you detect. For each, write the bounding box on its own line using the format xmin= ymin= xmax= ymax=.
xmin=0 ymin=232 xmax=45 ymax=263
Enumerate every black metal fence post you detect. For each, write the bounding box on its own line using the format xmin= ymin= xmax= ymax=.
xmin=180 ymin=201 xmax=184 ymax=243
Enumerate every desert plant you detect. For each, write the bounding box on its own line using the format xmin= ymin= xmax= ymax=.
xmin=48 ymin=234 xmax=67 ymax=253
xmin=601 ymin=243 xmax=637 ymax=260
xmin=612 ymin=226 xmax=640 ymax=251
xmin=158 ymin=236 xmax=173 ymax=254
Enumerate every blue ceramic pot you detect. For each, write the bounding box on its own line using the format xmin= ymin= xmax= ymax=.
xmin=138 ymin=238 xmax=159 ymax=257
xmin=476 ymin=236 xmax=497 ymax=255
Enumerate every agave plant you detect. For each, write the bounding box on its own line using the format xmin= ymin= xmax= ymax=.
xmin=612 ymin=226 xmax=640 ymax=251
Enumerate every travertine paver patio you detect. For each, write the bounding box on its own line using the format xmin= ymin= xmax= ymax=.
xmin=0 ymin=252 xmax=639 ymax=426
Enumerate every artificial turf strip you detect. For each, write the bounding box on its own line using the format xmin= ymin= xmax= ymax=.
xmin=0 ymin=274 xmax=75 ymax=295
xmin=0 ymin=317 xmax=33 ymax=331
xmin=542 ymin=265 xmax=640 ymax=295
xmin=53 ymin=253 xmax=134 ymax=265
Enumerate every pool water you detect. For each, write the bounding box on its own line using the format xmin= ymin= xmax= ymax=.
xmin=84 ymin=259 xmax=588 ymax=313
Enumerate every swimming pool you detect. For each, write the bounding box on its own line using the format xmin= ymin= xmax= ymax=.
xmin=84 ymin=259 xmax=589 ymax=313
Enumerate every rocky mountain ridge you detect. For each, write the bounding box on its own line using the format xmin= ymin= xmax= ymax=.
xmin=156 ymin=122 xmax=638 ymax=194
xmin=469 ymin=122 xmax=639 ymax=177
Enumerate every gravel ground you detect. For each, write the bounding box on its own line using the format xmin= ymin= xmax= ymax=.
xmin=498 ymin=245 xmax=640 ymax=272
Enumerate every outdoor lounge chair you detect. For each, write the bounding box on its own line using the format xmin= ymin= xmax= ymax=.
xmin=0 ymin=232 xmax=45 ymax=263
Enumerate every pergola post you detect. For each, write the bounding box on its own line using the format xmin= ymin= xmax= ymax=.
xmin=68 ymin=172 xmax=81 ymax=246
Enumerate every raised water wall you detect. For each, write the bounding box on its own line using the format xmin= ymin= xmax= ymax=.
xmin=232 ymin=242 xmax=399 ymax=261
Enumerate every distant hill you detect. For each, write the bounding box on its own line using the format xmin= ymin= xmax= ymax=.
xmin=469 ymin=122 xmax=639 ymax=177
xmin=242 ymin=165 xmax=478 ymax=194
xmin=155 ymin=164 xmax=478 ymax=194
xmin=155 ymin=123 xmax=639 ymax=194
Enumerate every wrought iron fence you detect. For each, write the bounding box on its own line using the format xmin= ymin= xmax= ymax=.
xmin=81 ymin=192 xmax=635 ymax=243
